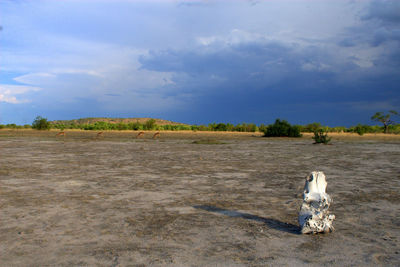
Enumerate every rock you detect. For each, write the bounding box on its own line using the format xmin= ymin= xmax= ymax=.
xmin=298 ymin=171 xmax=335 ymax=234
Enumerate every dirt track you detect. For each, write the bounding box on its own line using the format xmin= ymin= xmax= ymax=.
xmin=1 ymin=130 xmax=399 ymax=266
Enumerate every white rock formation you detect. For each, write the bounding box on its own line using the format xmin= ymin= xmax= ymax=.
xmin=298 ymin=171 xmax=335 ymax=234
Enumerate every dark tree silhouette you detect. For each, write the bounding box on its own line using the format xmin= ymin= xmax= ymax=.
xmin=371 ymin=110 xmax=398 ymax=133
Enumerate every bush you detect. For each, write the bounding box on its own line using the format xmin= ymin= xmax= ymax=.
xmin=116 ymin=122 xmax=128 ymax=130
xmin=258 ymin=124 xmax=267 ymax=133
xmin=329 ymin=126 xmax=346 ymax=133
xmin=32 ymin=116 xmax=51 ymax=130
xmin=312 ymin=129 xmax=332 ymax=144
xmin=353 ymin=124 xmax=368 ymax=135
xmin=388 ymin=124 xmax=400 ymax=134
xmin=215 ymin=123 xmax=227 ymax=131
xmin=302 ymin=122 xmax=322 ymax=133
xmin=6 ymin=123 xmax=17 ymax=129
xmin=234 ymin=123 xmax=258 ymax=132
xmin=128 ymin=122 xmax=143 ymax=130
xmin=347 ymin=124 xmax=383 ymax=134
xmin=263 ymin=119 xmax=302 ymax=137
xmin=144 ymin=119 xmax=156 ymax=130
xmin=92 ymin=121 xmax=110 ymax=130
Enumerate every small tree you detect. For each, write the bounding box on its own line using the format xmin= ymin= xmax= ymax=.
xmin=312 ymin=129 xmax=332 ymax=144
xmin=371 ymin=111 xmax=398 ymax=133
xmin=32 ymin=116 xmax=51 ymax=130
xmin=263 ymin=119 xmax=302 ymax=137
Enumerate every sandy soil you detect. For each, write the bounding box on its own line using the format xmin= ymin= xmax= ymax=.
xmin=1 ymin=130 xmax=399 ymax=266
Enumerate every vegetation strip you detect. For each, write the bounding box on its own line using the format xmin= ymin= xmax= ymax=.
xmin=2 ymin=111 xmax=399 ymax=135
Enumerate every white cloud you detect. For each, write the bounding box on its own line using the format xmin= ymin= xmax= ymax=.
xmin=14 ymin=73 xmax=57 ymax=86
xmin=0 ymin=84 xmax=41 ymax=104
xmin=1 ymin=27 xmax=175 ymax=106
xmin=196 ymin=29 xmax=268 ymax=47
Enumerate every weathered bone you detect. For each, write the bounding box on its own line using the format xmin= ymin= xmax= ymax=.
xmin=298 ymin=171 xmax=335 ymax=234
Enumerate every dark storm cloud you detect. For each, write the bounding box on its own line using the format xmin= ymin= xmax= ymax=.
xmin=336 ymin=1 xmax=400 ymax=49
xmin=362 ymin=0 xmax=400 ymax=24
xmin=337 ymin=38 xmax=357 ymax=47
xmin=140 ymin=41 xmax=295 ymax=79
xmin=360 ymin=0 xmax=400 ymax=46
xmin=139 ymin=37 xmax=400 ymax=125
xmin=141 ymin=40 xmax=345 ymax=93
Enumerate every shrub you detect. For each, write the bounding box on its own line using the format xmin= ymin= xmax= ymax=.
xmin=128 ymin=122 xmax=143 ymax=130
xmin=388 ymin=124 xmax=400 ymax=134
xmin=233 ymin=123 xmax=257 ymax=132
xmin=208 ymin=123 xmax=217 ymax=131
xmin=215 ymin=123 xmax=227 ymax=131
xmin=116 ymin=122 xmax=128 ymax=130
xmin=312 ymin=129 xmax=332 ymax=144
xmin=246 ymin=123 xmax=258 ymax=132
xmin=6 ymin=123 xmax=17 ymax=129
xmin=198 ymin=125 xmax=208 ymax=131
xmin=263 ymin=119 xmax=302 ymax=137
xmin=92 ymin=121 xmax=110 ymax=130
xmin=329 ymin=126 xmax=346 ymax=133
xmin=226 ymin=123 xmax=234 ymax=131
xmin=302 ymin=122 xmax=322 ymax=133
xmin=258 ymin=124 xmax=267 ymax=133
xmin=347 ymin=124 xmax=383 ymax=134
xmin=353 ymin=124 xmax=368 ymax=135
xmin=144 ymin=119 xmax=156 ymax=130
xmin=32 ymin=116 xmax=51 ymax=130
xmin=82 ymin=124 xmax=93 ymax=130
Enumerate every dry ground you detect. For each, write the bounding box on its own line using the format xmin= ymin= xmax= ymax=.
xmin=1 ymin=130 xmax=399 ymax=266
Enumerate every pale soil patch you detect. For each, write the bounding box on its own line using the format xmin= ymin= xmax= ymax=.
xmin=0 ymin=131 xmax=399 ymax=266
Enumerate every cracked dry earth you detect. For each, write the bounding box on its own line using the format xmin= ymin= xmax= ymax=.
xmin=1 ymin=132 xmax=399 ymax=266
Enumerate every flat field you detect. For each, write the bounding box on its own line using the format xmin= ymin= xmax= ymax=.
xmin=1 ymin=130 xmax=399 ymax=266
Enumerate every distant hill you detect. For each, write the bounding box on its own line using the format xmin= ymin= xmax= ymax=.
xmin=50 ymin=117 xmax=189 ymax=126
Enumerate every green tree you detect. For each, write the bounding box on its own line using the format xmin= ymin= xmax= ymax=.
xmin=32 ymin=116 xmax=51 ymax=130
xmin=263 ymin=119 xmax=302 ymax=137
xmin=371 ymin=111 xmax=398 ymax=133
xmin=215 ymin=123 xmax=227 ymax=131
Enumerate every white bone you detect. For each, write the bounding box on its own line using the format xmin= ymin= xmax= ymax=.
xmin=299 ymin=171 xmax=335 ymax=234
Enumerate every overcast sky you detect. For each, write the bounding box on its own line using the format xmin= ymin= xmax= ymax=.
xmin=0 ymin=0 xmax=399 ymax=126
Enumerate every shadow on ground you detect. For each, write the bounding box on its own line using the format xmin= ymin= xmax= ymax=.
xmin=194 ymin=205 xmax=301 ymax=235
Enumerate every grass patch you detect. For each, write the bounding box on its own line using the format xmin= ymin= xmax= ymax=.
xmin=192 ymin=139 xmax=226 ymax=145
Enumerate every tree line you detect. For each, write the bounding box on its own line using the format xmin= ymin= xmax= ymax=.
xmin=1 ymin=111 xmax=399 ymax=135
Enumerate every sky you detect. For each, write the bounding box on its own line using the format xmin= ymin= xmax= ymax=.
xmin=0 ymin=0 xmax=399 ymax=126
